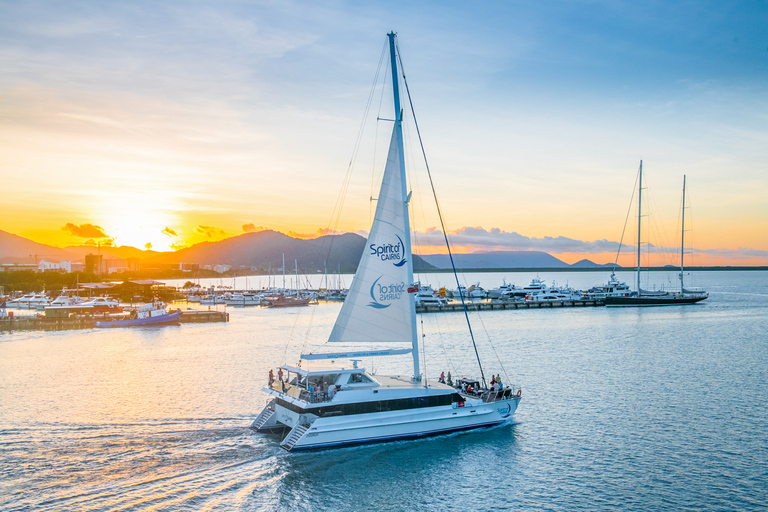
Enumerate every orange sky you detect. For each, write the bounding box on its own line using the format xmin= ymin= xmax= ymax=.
xmin=2 ymin=4 xmax=767 ymax=266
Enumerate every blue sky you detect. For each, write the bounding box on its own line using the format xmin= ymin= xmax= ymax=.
xmin=1 ymin=0 xmax=767 ymax=264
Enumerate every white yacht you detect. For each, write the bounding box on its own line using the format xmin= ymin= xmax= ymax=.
xmin=525 ymin=281 xmax=583 ymax=302
xmin=79 ymin=296 xmax=121 ymax=312
xmin=413 ymin=284 xmax=448 ymax=307
xmin=223 ymin=292 xmax=262 ymax=306
xmin=47 ymin=288 xmax=86 ymax=308
xmin=583 ymin=271 xmax=632 ymax=299
xmin=6 ymin=292 xmax=50 ymax=309
xmin=251 ymin=33 xmax=521 ymax=451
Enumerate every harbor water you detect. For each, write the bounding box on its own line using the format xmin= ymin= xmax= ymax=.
xmin=1 ymin=270 xmax=766 ymax=511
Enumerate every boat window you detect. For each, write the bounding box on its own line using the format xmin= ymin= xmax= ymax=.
xmin=349 ymin=373 xmax=373 ymax=384
xmin=319 ymin=374 xmax=341 ymax=386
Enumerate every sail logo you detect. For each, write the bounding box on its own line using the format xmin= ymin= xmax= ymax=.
xmin=369 ymin=235 xmax=407 ymax=267
xmin=368 ymin=276 xmax=406 ymax=309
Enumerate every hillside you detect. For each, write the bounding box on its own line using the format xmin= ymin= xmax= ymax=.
xmin=420 ymin=251 xmax=570 ymax=269
xmin=144 ymin=230 xmax=435 ymax=273
xmin=0 ymin=229 xmax=70 ymax=263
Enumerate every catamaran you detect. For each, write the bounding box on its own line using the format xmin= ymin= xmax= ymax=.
xmin=250 ymin=33 xmax=521 ymax=451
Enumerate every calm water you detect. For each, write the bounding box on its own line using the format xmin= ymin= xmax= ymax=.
xmin=1 ymin=270 xmax=766 ymax=511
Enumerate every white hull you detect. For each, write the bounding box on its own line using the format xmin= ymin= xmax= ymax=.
xmin=293 ymin=402 xmax=516 ymax=450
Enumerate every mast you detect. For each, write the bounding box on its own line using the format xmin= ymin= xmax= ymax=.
xmin=637 ymin=160 xmax=643 ymax=295
xmin=680 ymin=175 xmax=686 ymax=292
xmin=388 ymin=32 xmax=420 ymax=381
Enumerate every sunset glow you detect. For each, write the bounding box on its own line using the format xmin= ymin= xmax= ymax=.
xmin=1 ymin=2 xmax=766 ymax=266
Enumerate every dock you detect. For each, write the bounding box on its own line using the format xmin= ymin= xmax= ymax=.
xmin=0 ymin=309 xmax=229 ymax=332
xmin=179 ymin=310 xmax=229 ymax=323
xmin=415 ymin=299 xmax=604 ymax=313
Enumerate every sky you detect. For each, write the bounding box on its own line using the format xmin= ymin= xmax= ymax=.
xmin=1 ymin=0 xmax=767 ymax=266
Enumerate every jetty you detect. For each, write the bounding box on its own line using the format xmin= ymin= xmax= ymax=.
xmin=0 ymin=310 xmax=229 ymax=332
xmin=415 ymin=299 xmax=604 ymax=313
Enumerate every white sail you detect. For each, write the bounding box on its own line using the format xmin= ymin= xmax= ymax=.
xmin=327 ymin=125 xmax=414 ymax=344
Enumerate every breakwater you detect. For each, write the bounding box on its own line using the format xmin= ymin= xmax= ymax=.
xmin=415 ymin=299 xmax=604 ymax=313
xmin=0 ymin=310 xmax=229 ymax=332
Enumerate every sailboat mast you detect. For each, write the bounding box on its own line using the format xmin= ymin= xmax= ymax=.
xmin=680 ymin=174 xmax=686 ymax=292
xmin=637 ymin=160 xmax=643 ymax=295
xmin=388 ymin=32 xmax=420 ymax=381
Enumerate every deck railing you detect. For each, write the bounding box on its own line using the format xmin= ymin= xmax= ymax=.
xmin=269 ymin=380 xmax=336 ymax=403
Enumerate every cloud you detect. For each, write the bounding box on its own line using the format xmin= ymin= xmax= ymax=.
xmin=693 ymin=247 xmax=768 ymax=259
xmin=195 ymin=225 xmax=226 ymax=238
xmin=411 ymin=226 xmax=625 ymax=254
xmin=62 ymin=222 xmax=109 ymax=238
xmin=242 ymin=223 xmax=267 ymax=233
xmin=316 ymin=228 xmax=344 ymax=236
xmin=162 ymin=226 xmax=177 ymax=237
xmin=170 ymin=242 xmax=187 ymax=251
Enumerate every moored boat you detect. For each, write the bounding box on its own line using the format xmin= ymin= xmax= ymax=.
xmin=95 ymin=301 xmax=181 ymax=328
xmin=605 ymin=165 xmax=708 ymax=307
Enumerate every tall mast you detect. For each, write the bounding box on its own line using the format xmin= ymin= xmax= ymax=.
xmin=387 ymin=32 xmax=420 ymax=381
xmin=680 ymin=175 xmax=686 ymax=292
xmin=637 ymin=160 xmax=643 ymax=295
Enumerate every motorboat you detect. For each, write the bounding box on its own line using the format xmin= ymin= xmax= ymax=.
xmin=413 ymin=284 xmax=448 ymax=307
xmin=223 ymin=292 xmax=262 ymax=306
xmin=6 ymin=292 xmax=50 ymax=309
xmin=79 ymin=296 xmax=123 ymax=313
xmin=95 ymin=301 xmax=181 ymax=328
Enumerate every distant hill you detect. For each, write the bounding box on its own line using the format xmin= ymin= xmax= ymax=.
xmin=419 ymin=251 xmax=570 ymax=269
xmin=570 ymin=259 xmax=617 ymax=269
xmin=0 ymin=229 xmax=71 ymax=263
xmin=144 ymin=230 xmax=436 ymax=273
xmin=62 ymin=245 xmax=160 ymax=260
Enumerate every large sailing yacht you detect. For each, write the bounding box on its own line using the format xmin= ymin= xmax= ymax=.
xmin=250 ymin=33 xmax=521 ymax=451
xmin=605 ymin=163 xmax=708 ymax=306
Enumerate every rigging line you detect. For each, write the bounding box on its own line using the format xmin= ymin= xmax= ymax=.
xmin=370 ymin=57 xmax=390 ymax=227
xmin=472 ymin=310 xmax=512 ymax=385
xmin=615 ymin=166 xmax=641 ymax=267
xmin=395 ymin=40 xmax=487 ymax=389
xmin=299 ymin=305 xmax=318 ymax=358
xmin=322 ymin=40 xmax=389 ymax=267
xmin=428 ymin=312 xmax=459 ymax=378
xmin=283 ymin=308 xmax=306 ymax=365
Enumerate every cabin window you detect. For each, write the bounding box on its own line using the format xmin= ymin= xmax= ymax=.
xmin=319 ymin=374 xmax=341 ymax=387
xmin=349 ymin=373 xmax=373 ymax=384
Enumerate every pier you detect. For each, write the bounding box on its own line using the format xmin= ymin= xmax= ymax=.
xmin=415 ymin=299 xmax=604 ymax=313
xmin=0 ymin=309 xmax=229 ymax=332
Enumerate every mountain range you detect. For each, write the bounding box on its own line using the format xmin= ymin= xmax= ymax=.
xmin=0 ymin=228 xmax=611 ymax=270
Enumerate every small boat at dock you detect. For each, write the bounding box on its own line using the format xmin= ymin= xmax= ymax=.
xmin=95 ymin=301 xmax=181 ymax=328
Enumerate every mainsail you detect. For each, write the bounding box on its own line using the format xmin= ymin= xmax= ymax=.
xmin=327 ymin=125 xmax=415 ymax=345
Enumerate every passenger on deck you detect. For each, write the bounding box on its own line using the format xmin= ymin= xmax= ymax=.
xmin=496 ymin=375 xmax=503 ymax=389
xmin=268 ymin=369 xmax=274 ymax=386
xmin=327 ymin=384 xmax=336 ymax=399
xmin=490 ymin=375 xmax=496 ymax=388
xmin=446 ymin=372 xmax=453 ymax=386
xmin=439 ymin=371 xmax=445 ymax=383
xmin=277 ymin=368 xmax=284 ymax=381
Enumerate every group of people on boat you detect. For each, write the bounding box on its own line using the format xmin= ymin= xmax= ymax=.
xmin=438 ymin=370 xmax=505 ymax=396
xmin=267 ymin=368 xmax=342 ymax=403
